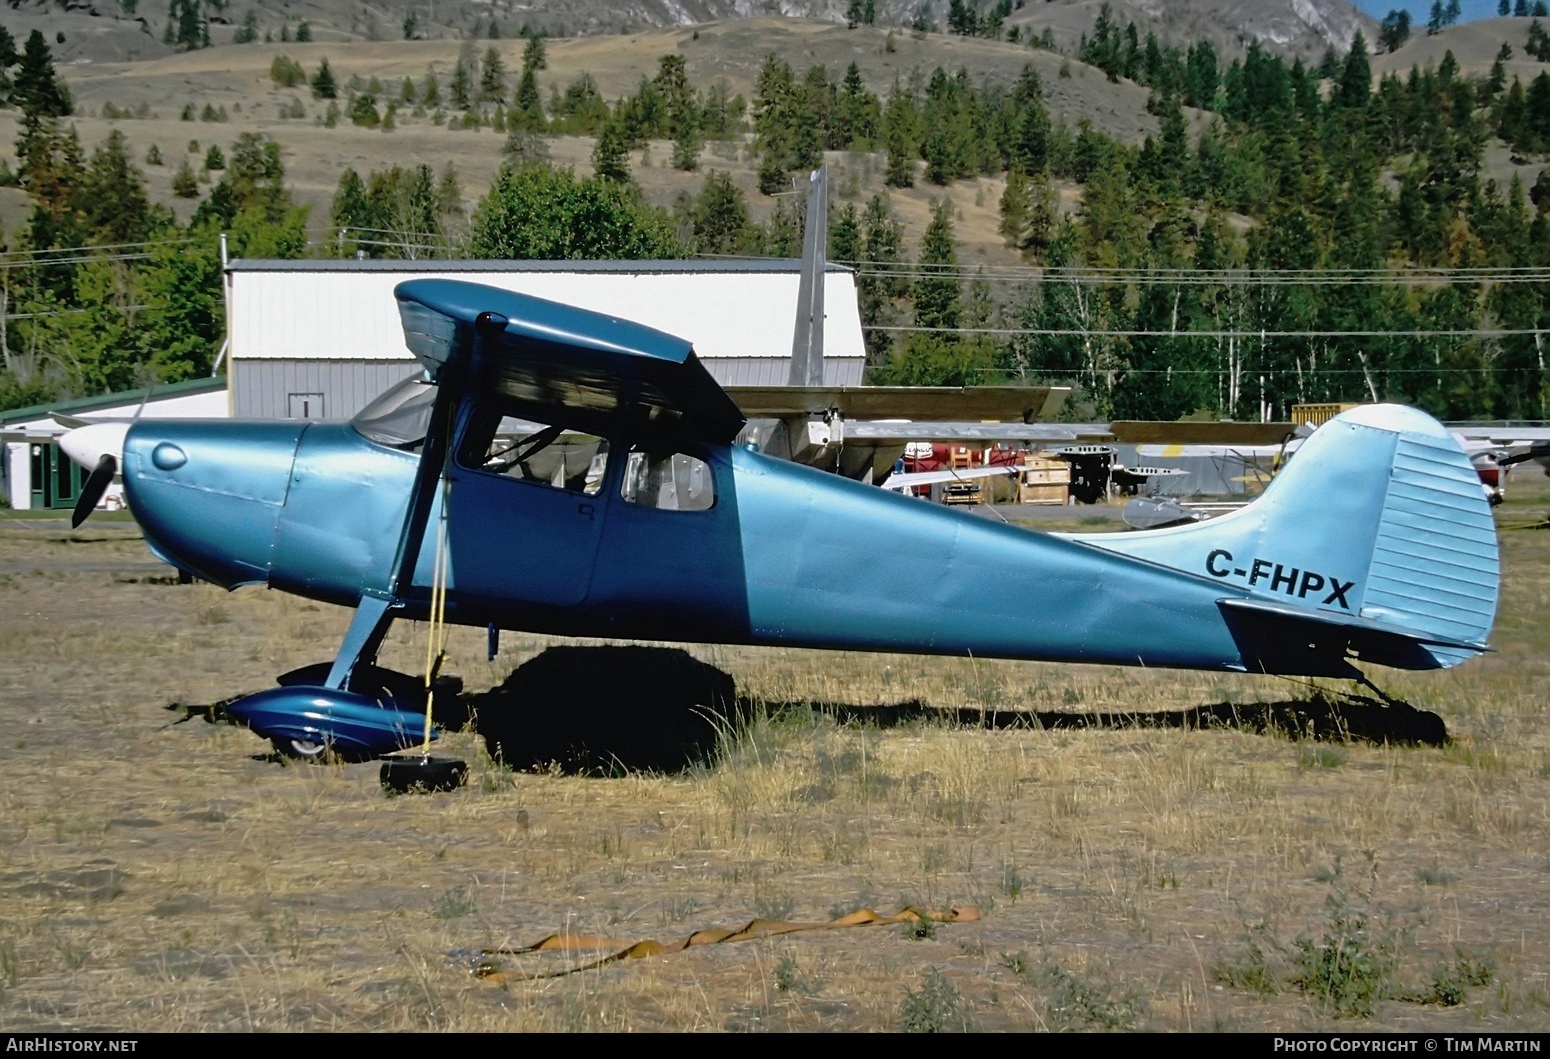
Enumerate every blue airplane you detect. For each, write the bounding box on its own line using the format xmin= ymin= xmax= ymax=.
xmin=61 ymin=279 xmax=1501 ymax=760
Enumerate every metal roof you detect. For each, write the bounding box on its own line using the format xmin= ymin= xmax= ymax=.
xmin=0 ymin=376 xmax=228 ymax=427
xmin=226 ymin=258 xmax=857 ymax=275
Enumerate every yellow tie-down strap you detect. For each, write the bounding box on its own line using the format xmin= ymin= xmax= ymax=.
xmin=470 ymin=905 xmax=982 ymax=982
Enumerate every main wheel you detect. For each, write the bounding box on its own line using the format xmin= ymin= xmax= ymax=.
xmin=273 ymin=736 xmax=332 ymax=763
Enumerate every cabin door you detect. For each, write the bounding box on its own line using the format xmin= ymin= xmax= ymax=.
xmin=445 ymin=414 xmax=610 ymax=609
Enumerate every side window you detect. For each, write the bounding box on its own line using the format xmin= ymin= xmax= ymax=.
xmin=620 ymin=448 xmax=715 ymax=511
xmin=457 ymin=409 xmax=609 ymax=496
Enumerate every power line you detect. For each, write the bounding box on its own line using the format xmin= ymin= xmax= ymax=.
xmin=843 ymin=264 xmax=1550 ymax=286
xmin=707 ymin=252 xmax=1550 ymax=286
xmin=1 ymin=304 xmax=151 ymax=322
xmin=0 ymin=237 xmax=200 ymax=267
xmin=866 ymin=325 xmax=1550 ymax=338
xmin=841 ymin=260 xmax=1550 ymax=278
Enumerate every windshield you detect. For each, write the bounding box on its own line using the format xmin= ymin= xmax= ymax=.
xmin=351 ymin=374 xmax=437 ymax=449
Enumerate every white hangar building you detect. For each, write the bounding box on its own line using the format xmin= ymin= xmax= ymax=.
xmin=225 ymin=259 xmax=867 ymax=421
xmin=0 ymin=377 xmax=229 ymax=511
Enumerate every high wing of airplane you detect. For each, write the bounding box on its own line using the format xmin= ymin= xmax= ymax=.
xmin=61 ymin=279 xmax=1502 ymax=762
xmin=1448 ymin=425 xmax=1550 ymax=501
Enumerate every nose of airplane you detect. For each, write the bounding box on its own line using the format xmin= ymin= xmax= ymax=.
xmin=122 ymin=420 xmax=307 ymax=588
xmin=59 ymin=421 xmax=130 ymax=473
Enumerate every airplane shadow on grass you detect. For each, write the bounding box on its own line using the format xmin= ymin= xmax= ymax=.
xmin=467 ymin=646 xmax=1450 ymax=776
xmin=170 ymin=646 xmax=1449 ymax=774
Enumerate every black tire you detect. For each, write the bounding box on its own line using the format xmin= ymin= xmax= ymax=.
xmin=380 ymin=756 xmax=467 ymax=794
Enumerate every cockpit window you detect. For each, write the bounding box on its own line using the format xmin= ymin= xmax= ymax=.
xmin=620 ymin=448 xmax=715 ymax=511
xmin=350 ymin=374 xmax=438 ymax=450
xmin=457 ymin=407 xmax=609 ymax=496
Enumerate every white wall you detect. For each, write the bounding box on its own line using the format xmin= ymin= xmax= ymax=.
xmin=227 ymin=266 xmax=867 ymax=373
xmin=1 ymin=387 xmax=229 ymax=510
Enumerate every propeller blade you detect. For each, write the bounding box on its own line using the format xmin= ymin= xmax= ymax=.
xmin=71 ymin=454 xmax=117 ymax=528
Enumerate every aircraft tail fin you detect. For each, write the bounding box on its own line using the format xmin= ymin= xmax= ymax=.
xmin=1077 ymin=405 xmax=1499 ymax=672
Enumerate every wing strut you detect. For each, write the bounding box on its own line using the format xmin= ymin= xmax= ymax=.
xmin=789 ymin=164 xmax=828 ymax=388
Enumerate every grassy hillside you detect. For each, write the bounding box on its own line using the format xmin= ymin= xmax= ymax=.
xmin=0 ymin=19 xmax=1175 ymax=265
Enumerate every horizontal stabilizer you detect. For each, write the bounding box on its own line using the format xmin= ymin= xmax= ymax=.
xmin=1218 ymin=596 xmax=1492 ymax=677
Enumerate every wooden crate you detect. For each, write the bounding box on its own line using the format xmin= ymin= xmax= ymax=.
xmin=1017 ymin=457 xmax=1070 ymax=505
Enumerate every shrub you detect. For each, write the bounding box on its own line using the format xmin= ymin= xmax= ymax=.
xmin=270 ymin=54 xmax=305 ymax=88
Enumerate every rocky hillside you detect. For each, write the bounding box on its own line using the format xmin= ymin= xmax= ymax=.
xmin=3 ymin=0 xmax=1374 ymax=64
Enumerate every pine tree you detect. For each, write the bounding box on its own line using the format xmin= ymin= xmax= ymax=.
xmin=167 ymin=0 xmax=205 ymax=51
xmin=671 ymin=97 xmax=702 ymax=171
xmin=479 ymin=47 xmax=507 ymax=104
xmin=1022 ymin=169 xmax=1058 ymax=261
xmin=757 ymin=127 xmax=791 ymax=195
xmin=350 ymin=93 xmax=381 ymax=127
xmin=1185 ymin=40 xmax=1219 ymax=108
xmin=999 ymin=166 xmax=1031 ymax=248
xmin=12 ymin=31 xmax=71 ymax=118
xmin=592 ymin=119 xmax=630 ymax=182
xmin=690 ymin=170 xmax=748 ymax=254
xmin=172 ymin=157 xmax=198 ymax=197
xmin=522 ymin=35 xmax=547 ymax=73
xmin=915 ymin=198 xmax=961 ymax=331
xmin=858 ymin=192 xmax=908 ymax=370
xmin=881 ymin=81 xmax=917 ymax=188
xmin=235 ymin=8 xmax=259 ymax=44
xmin=751 ymin=53 xmax=793 ymax=177
xmin=1379 ymin=10 xmax=1412 ymax=53
xmin=330 ymin=168 xmax=370 ymax=255
xmin=310 ymin=58 xmax=337 ymax=100
xmin=80 ymin=129 xmax=150 ymax=244
xmin=1335 ymin=30 xmax=1372 ymax=109
xmin=450 ymin=57 xmax=472 ymax=110
xmin=949 ymin=0 xmax=984 ymax=37
xmin=511 ymin=67 xmax=542 ymax=129
xmin=830 ymin=200 xmax=860 ymax=263
xmin=1011 ymin=65 xmax=1051 ymax=174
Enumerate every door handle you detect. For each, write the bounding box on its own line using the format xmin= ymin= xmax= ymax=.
xmin=578 ymin=503 xmax=595 ymax=519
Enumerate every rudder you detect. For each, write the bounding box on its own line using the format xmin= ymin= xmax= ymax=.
xmin=1075 ymin=405 xmax=1499 ymax=670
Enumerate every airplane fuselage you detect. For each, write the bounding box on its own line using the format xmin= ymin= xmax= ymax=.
xmin=125 ymin=417 xmax=1258 ymax=672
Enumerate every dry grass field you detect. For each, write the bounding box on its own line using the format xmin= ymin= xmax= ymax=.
xmin=0 ymin=473 xmax=1547 ymax=1032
